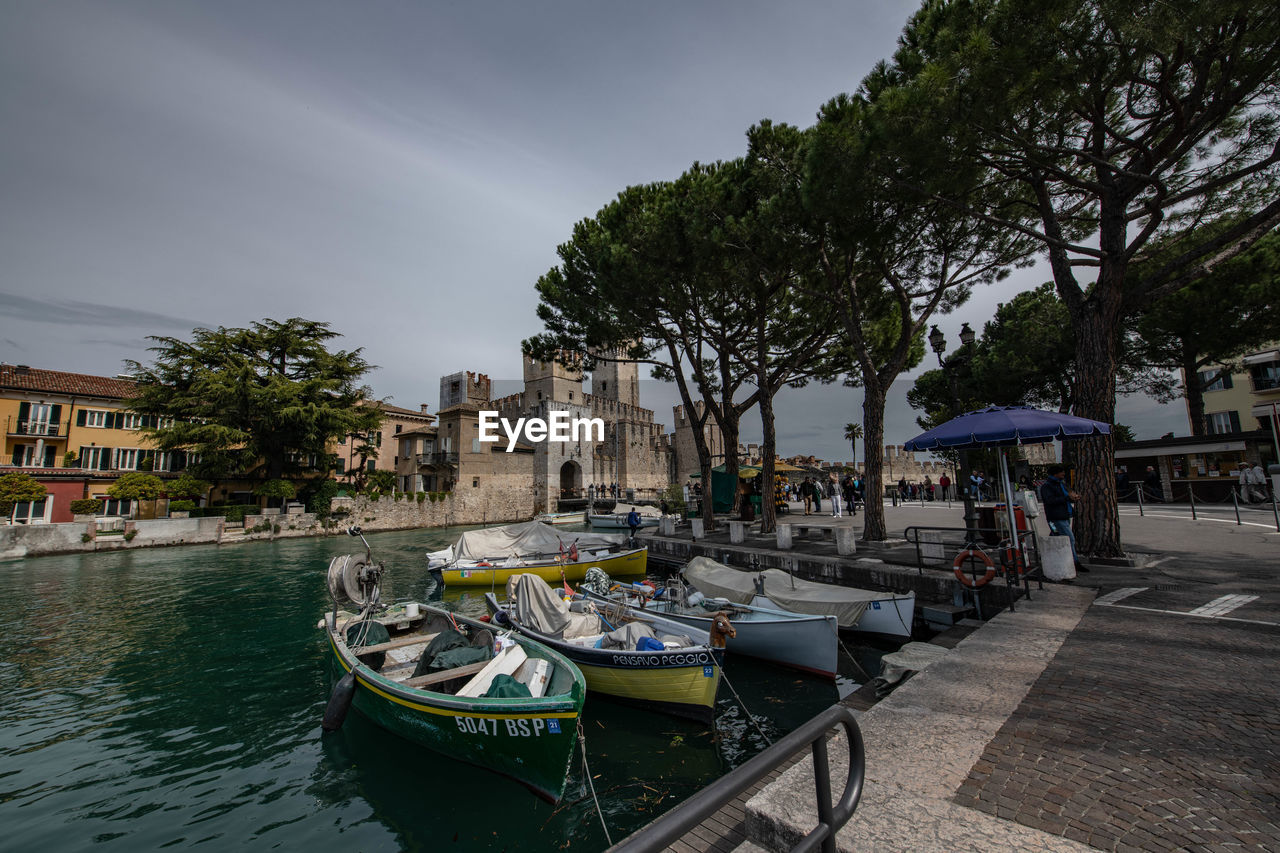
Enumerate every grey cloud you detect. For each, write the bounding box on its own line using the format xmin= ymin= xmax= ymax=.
xmin=0 ymin=292 xmax=197 ymax=330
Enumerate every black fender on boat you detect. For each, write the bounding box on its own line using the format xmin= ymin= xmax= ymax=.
xmin=321 ymin=669 xmax=356 ymax=731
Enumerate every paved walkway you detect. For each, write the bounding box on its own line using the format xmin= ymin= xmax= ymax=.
xmin=644 ymin=502 xmax=1280 ymax=852
xmin=955 ymin=605 xmax=1280 ymax=851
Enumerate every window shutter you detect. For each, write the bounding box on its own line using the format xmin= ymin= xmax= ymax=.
xmin=50 ymin=405 xmax=62 ymax=428
xmin=1229 ymin=411 xmax=1241 ymax=433
xmin=101 ymin=448 xmax=112 ymax=470
xmin=18 ymin=402 xmax=29 ymax=426
xmin=77 ymin=410 xmax=87 ymax=427
xmin=11 ymin=449 xmax=20 ymax=466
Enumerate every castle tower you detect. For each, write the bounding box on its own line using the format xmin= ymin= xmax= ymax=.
xmin=591 ymin=346 xmax=639 ymax=408
xmin=523 ymin=354 xmax=583 ymax=405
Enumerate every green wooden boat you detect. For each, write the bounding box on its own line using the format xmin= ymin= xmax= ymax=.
xmin=320 ymin=534 xmax=586 ymax=803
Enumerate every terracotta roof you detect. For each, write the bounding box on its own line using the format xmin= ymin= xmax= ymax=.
xmin=0 ymin=364 xmax=137 ymax=399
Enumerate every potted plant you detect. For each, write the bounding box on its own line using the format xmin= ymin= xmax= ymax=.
xmin=69 ymin=498 xmax=104 ymax=522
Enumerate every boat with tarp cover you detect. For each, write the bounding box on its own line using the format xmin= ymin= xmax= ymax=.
xmin=319 ymin=529 xmax=586 ymax=803
xmin=427 ymin=520 xmax=646 ymax=587
xmin=485 ymin=574 xmax=732 ymax=724
xmin=586 ymin=502 xmax=663 ymax=529
xmin=681 ymin=556 xmax=916 ymax=639
xmin=581 ymin=573 xmax=839 ymax=680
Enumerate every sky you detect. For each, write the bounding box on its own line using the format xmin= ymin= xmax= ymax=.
xmin=0 ymin=0 xmax=1186 ymax=464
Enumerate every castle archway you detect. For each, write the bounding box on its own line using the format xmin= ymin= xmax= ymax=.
xmin=559 ymin=460 xmax=582 ymax=498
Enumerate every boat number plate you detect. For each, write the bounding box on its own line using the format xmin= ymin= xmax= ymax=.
xmin=454 ymin=716 xmax=560 ymax=737
xmin=703 ymin=665 xmax=713 ymax=678
xmin=872 ymin=601 xmax=881 ymax=609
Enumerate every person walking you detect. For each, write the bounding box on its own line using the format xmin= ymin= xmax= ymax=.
xmin=842 ymin=476 xmax=857 ymax=516
xmin=1251 ymin=461 xmax=1269 ymax=503
xmin=828 ymin=475 xmax=842 ymax=517
xmin=1040 ymin=465 xmax=1088 ymax=573
xmin=939 ymin=473 xmax=952 ymax=501
xmin=626 ymin=507 xmax=641 ymax=544
xmin=801 ymin=477 xmax=813 ymax=515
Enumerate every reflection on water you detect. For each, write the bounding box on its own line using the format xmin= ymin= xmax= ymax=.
xmin=0 ymin=527 xmax=889 ymax=852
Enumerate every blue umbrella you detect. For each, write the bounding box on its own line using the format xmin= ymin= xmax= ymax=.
xmin=903 ymin=406 xmax=1111 ymax=571
xmin=902 ymin=405 xmax=1110 ymax=451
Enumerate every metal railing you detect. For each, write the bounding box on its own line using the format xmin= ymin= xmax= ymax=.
xmin=607 ymin=704 xmax=864 ymax=853
xmin=5 ymin=417 xmax=64 ymax=437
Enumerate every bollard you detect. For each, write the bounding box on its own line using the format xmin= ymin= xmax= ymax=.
xmin=728 ymin=521 xmax=747 ymax=545
xmin=1189 ymin=483 xmax=1197 ymax=520
xmin=835 ymin=527 xmax=857 ymax=556
xmin=1137 ymin=483 xmax=1144 ymax=516
xmin=776 ymin=523 xmax=793 ymax=550
xmin=691 ymin=518 xmax=704 ymax=539
xmin=1233 ymin=491 xmax=1241 ymax=525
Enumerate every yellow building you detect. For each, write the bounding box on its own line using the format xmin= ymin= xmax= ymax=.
xmin=1 ymin=363 xmax=169 ymax=522
xmin=1191 ymin=344 xmax=1280 ymax=439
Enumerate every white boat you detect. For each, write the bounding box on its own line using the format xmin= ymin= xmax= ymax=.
xmin=587 ymin=503 xmax=663 ymax=529
xmin=535 ymin=511 xmax=585 ymax=526
xmin=582 ymin=586 xmax=838 ymax=679
xmin=681 ymin=556 xmax=915 ymax=639
xmin=426 ymin=521 xmax=646 ymax=587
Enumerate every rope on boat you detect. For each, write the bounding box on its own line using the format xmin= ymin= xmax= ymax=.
xmin=838 ymin=639 xmax=875 ymax=684
xmin=578 ymin=721 xmax=613 ymax=846
xmin=713 ymin=660 xmax=772 ymax=747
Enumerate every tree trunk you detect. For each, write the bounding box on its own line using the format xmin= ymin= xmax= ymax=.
xmin=1070 ymin=300 xmax=1124 ymax=557
xmin=860 ymin=385 xmax=888 ymax=541
xmin=759 ymin=388 xmax=778 ymax=534
xmin=1182 ymin=342 xmax=1207 ymax=437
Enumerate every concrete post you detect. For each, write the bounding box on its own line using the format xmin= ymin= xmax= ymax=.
xmin=835 ymin=527 xmax=857 ymax=556
xmin=690 ymin=518 xmax=705 ymax=539
xmin=728 ymin=520 xmax=747 ymax=544
xmin=776 ymin=523 xmax=793 ymax=550
xmin=658 ymin=517 xmax=675 ymax=536
xmin=1041 ymin=536 xmax=1075 ymax=580
xmin=920 ymin=530 xmax=943 ymax=562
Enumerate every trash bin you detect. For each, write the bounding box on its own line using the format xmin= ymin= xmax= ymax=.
xmin=977 ymin=506 xmax=999 ymax=545
xmin=994 ymin=503 xmax=1028 ymax=532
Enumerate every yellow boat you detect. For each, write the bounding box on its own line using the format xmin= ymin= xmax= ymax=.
xmin=485 ymin=575 xmax=730 ymax=723
xmin=438 ymin=546 xmax=647 ymax=587
xmin=428 ymin=520 xmax=647 ymax=588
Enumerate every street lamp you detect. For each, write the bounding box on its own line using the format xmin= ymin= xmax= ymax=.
xmin=929 ymin=323 xmax=979 ymax=545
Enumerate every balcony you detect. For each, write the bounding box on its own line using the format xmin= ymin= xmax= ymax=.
xmin=5 ymin=418 xmax=65 ymax=438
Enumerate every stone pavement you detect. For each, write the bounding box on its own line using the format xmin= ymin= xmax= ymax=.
xmin=954 ymin=606 xmax=1280 ymax=851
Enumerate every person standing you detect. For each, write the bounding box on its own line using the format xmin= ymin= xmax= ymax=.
xmin=626 ymin=508 xmax=641 ymax=543
xmin=801 ymin=477 xmax=813 ymax=515
xmin=1040 ymin=465 xmax=1088 ymax=573
xmin=1251 ymin=461 xmax=1269 ymax=503
xmin=829 ymin=475 xmax=842 ymax=517
xmin=939 ymin=473 xmax=952 ymax=501
xmin=842 ymin=476 xmax=857 ymax=516
xmin=1143 ymin=466 xmax=1162 ymax=502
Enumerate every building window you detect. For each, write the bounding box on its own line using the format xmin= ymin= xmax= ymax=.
xmin=568 ymin=391 xmax=574 ymax=401
xmin=120 ymin=413 xmax=144 ymax=430
xmin=113 ymin=448 xmax=140 ymax=470
xmin=84 ymin=410 xmax=107 ymax=428
xmin=11 ymin=498 xmax=49 ymax=524
xmin=1250 ymin=361 xmax=1280 ymax=392
xmin=1197 ymin=370 xmax=1233 ymax=392
xmin=336 ymin=459 xmax=346 ymax=474
xmin=1205 ymin=411 xmax=1242 ymax=435
xmin=472 ymin=478 xmax=480 ymax=488
xmin=94 ymin=495 xmax=131 ymax=517
xmin=602 ymin=381 xmax=608 ymax=392
xmin=395 ymin=425 xmax=402 ymax=433
xmin=80 ymin=446 xmax=109 ymax=470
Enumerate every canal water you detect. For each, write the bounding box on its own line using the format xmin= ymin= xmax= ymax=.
xmin=0 ymin=528 xmax=893 ymax=852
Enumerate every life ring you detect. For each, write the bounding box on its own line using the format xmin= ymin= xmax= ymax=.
xmin=953 ymin=549 xmax=996 ymax=588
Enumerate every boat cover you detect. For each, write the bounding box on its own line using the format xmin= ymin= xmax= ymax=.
xmin=682 ymin=557 xmax=875 ymax=627
xmin=453 ymin=521 xmax=627 ymax=561
xmin=608 ymin=503 xmax=662 ymax=518
xmin=507 ymin=573 xmax=602 ymax=639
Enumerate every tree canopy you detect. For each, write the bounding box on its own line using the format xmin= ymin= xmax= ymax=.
xmin=125 ymin=318 xmax=382 ymax=482
xmin=0 ymin=473 xmax=46 ymax=519
xmin=107 ymin=473 xmax=164 ymax=502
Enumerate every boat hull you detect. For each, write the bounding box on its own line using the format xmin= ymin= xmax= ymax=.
xmin=536 ymin=512 xmax=585 ymax=525
xmin=442 ymin=547 xmax=647 ymax=587
xmin=326 ymin=607 xmax=585 ymax=803
xmin=601 ymin=595 xmax=839 ymax=679
xmin=752 ymin=591 xmax=916 ymax=639
xmin=586 ymin=514 xmax=660 ymax=529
